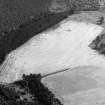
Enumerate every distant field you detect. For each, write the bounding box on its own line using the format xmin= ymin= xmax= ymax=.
xmin=0 ymin=0 xmax=51 ymax=32
xmin=0 ymin=0 xmax=101 ymax=33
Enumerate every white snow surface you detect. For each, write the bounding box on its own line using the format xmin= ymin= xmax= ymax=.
xmin=0 ymin=17 xmax=104 ymax=83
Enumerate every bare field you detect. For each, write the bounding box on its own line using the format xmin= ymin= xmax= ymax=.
xmin=42 ymin=66 xmax=105 ymax=105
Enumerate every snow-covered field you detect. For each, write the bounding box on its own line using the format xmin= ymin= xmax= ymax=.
xmin=0 ymin=16 xmax=103 ymax=83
